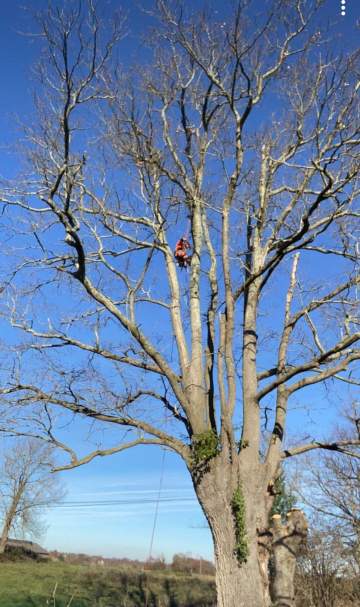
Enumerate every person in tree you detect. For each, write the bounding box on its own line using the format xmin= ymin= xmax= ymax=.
xmin=174 ymin=237 xmax=191 ymax=268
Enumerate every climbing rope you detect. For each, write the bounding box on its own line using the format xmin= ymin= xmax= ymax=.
xmin=184 ymin=214 xmax=191 ymax=240
xmin=147 ymin=448 xmax=166 ymax=562
xmin=144 ymin=448 xmax=166 ymax=607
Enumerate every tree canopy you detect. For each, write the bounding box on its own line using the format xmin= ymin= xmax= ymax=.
xmin=0 ymin=2 xmax=359 ymax=605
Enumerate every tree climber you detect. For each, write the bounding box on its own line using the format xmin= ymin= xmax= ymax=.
xmin=174 ymin=237 xmax=191 ymax=268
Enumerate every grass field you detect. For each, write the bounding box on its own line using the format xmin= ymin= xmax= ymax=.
xmin=0 ymin=560 xmax=216 ymax=607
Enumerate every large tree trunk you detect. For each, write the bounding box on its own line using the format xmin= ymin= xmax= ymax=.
xmin=193 ymin=456 xmax=271 ymax=607
xmin=213 ymin=531 xmax=269 ymax=607
xmin=192 ymin=456 xmax=307 ymax=607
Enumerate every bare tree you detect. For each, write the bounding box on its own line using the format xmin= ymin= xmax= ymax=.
xmin=296 ymin=530 xmax=341 ymax=607
xmin=0 ymin=1 xmax=359 ymax=606
xmin=0 ymin=439 xmax=64 ymax=554
xmin=295 ymin=410 xmax=360 ymax=573
xmin=295 ymin=527 xmax=360 ymax=607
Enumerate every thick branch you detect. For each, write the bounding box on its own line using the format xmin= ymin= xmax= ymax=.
xmin=54 ymin=438 xmax=180 ymax=472
xmin=283 ymin=440 xmax=360 ymax=459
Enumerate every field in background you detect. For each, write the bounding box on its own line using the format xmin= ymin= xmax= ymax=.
xmin=0 ymin=560 xmax=216 ymax=607
xmin=1 ymin=557 xmax=358 ymax=606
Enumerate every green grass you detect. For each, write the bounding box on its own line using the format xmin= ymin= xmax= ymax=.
xmin=0 ymin=560 xmax=216 ymax=607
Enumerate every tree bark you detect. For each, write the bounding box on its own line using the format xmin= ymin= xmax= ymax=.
xmin=0 ymin=483 xmax=25 ymax=554
xmin=0 ymin=518 xmax=11 ymax=554
xmin=213 ymin=534 xmax=269 ymax=607
xmin=0 ymin=506 xmax=17 ymax=554
xmin=191 ymin=455 xmax=308 ymax=607
xmin=270 ymin=510 xmax=308 ymax=607
xmin=193 ymin=456 xmax=271 ymax=607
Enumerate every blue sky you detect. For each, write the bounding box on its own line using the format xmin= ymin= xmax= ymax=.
xmin=0 ymin=0 xmax=359 ymax=563
xmin=46 ymin=451 xmax=212 ymax=561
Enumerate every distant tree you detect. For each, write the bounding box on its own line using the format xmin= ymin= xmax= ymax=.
xmin=0 ymin=440 xmax=64 ymax=554
xmin=172 ymin=553 xmax=215 ymax=576
xmin=295 ymin=412 xmax=360 ymax=573
xmin=146 ymin=555 xmax=167 ymax=570
xmin=297 ymin=530 xmax=340 ymax=607
xmin=0 ymin=2 xmax=359 ymax=606
xmin=292 ymin=411 xmax=360 ymax=605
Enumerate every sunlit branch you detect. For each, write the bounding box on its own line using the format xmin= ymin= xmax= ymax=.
xmin=54 ymin=438 xmax=174 ymax=472
xmin=283 ymin=440 xmax=360 ymax=459
xmin=0 ymin=384 xmax=188 ymax=458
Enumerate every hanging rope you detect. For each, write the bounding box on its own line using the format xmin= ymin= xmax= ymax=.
xmin=183 ymin=214 xmax=191 ymax=239
xmin=144 ymin=448 xmax=166 ymax=607
xmin=147 ymin=448 xmax=166 ymax=562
